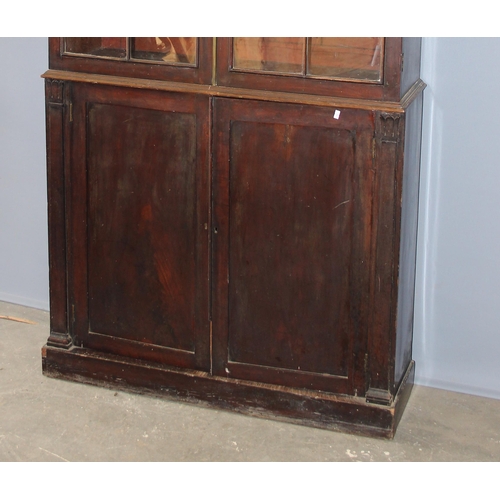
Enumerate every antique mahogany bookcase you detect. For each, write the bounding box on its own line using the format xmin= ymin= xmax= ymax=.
xmin=42 ymin=37 xmax=425 ymax=438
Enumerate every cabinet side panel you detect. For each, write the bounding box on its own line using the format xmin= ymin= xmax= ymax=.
xmin=394 ymin=92 xmax=423 ymax=386
xmin=86 ymin=103 xmax=198 ymax=352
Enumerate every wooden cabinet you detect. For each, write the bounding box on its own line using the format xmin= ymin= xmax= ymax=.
xmin=42 ymin=37 xmax=425 ymax=438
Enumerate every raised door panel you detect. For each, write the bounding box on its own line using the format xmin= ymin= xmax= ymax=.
xmin=67 ymin=83 xmax=210 ymax=370
xmin=212 ymin=98 xmax=375 ymax=395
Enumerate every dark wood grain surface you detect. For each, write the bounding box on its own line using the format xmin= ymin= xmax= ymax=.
xmin=66 ymin=83 xmax=210 ymax=369
xmin=42 ymin=38 xmax=424 ymax=437
xmin=212 ymin=98 xmax=376 ymax=394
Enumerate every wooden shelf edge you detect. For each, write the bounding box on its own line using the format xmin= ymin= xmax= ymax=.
xmin=41 ymin=69 xmax=424 ymax=113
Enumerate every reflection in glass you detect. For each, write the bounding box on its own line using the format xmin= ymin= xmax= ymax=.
xmin=308 ymin=37 xmax=384 ymax=82
xmin=64 ymin=38 xmax=127 ymax=58
xmin=131 ymin=37 xmax=197 ymax=65
xmin=231 ymin=37 xmax=384 ymax=83
xmin=233 ymin=38 xmax=305 ymax=75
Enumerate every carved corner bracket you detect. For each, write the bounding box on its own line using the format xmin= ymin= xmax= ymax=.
xmin=46 ymin=79 xmax=64 ymax=105
xmin=376 ymin=112 xmax=403 ymax=144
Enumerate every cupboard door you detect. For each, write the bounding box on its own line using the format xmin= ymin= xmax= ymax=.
xmin=67 ymin=83 xmax=210 ymax=370
xmin=216 ymin=37 xmax=402 ymax=101
xmin=212 ymin=98 xmax=375 ymax=395
xmin=50 ymin=38 xmax=213 ymax=84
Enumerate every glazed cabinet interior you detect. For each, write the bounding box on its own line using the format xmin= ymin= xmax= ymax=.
xmin=42 ymin=37 xmax=425 ymax=438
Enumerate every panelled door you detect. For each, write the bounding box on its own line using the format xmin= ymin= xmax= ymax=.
xmin=65 ymin=83 xmax=375 ymax=394
xmin=212 ymin=98 xmax=375 ymax=395
xmin=66 ymin=82 xmax=211 ymax=370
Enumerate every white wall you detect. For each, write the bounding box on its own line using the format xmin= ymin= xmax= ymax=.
xmin=0 ymin=38 xmax=49 ymax=310
xmin=1 ymin=37 xmax=500 ymax=400
xmin=413 ymin=37 xmax=500 ymax=399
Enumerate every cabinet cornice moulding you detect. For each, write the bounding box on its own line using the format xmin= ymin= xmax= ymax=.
xmin=42 ymin=70 xmax=425 ymax=113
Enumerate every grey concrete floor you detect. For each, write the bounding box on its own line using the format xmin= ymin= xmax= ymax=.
xmin=1 ymin=300 xmax=500 ymax=462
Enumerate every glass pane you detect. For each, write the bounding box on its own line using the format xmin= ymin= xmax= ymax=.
xmin=233 ymin=37 xmax=305 ymax=75
xmin=308 ymin=37 xmax=384 ymax=82
xmin=64 ymin=38 xmax=126 ymax=58
xmin=131 ymin=37 xmax=197 ymax=65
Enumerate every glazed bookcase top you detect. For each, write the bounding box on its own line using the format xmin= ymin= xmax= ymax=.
xmin=46 ymin=37 xmax=423 ymax=106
